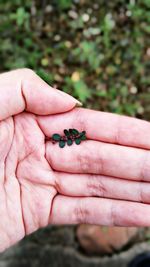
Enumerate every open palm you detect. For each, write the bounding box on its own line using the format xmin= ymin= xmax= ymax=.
xmin=0 ymin=68 xmax=80 ymax=251
xmin=1 ymin=69 xmax=150 ymax=253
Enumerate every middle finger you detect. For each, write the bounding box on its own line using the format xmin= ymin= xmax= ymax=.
xmin=46 ymin=140 xmax=150 ymax=181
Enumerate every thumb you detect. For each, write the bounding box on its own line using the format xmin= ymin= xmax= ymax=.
xmin=0 ymin=68 xmax=82 ymax=120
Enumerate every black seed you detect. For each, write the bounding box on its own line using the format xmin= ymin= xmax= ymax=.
xmin=67 ymin=139 xmax=73 ymax=146
xmin=72 ymin=128 xmax=79 ymax=135
xmin=59 ymin=140 xmax=66 ymax=148
xmin=52 ymin=134 xmax=61 ymax=141
xmin=64 ymin=129 xmax=70 ymax=136
xmin=75 ymin=138 xmax=81 ymax=145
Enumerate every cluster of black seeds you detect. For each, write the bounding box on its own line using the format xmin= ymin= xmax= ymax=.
xmin=52 ymin=128 xmax=86 ymax=148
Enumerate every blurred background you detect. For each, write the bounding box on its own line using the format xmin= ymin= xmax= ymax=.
xmin=0 ymin=0 xmax=150 ymax=266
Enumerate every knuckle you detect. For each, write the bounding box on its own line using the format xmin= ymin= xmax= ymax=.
xmin=87 ymin=175 xmax=106 ymax=197
xmin=140 ymin=183 xmax=150 ymax=204
xmin=140 ymin=152 xmax=150 ymax=181
xmin=54 ymin=174 xmax=63 ymax=194
xmin=77 ymin=144 xmax=103 ymax=173
xmin=74 ymin=199 xmax=90 ymax=224
xmin=139 ymin=185 xmax=145 ymax=203
xmin=74 ymin=108 xmax=86 ymax=131
xmin=110 ymin=203 xmax=117 ymax=226
xmin=22 ymin=68 xmax=35 ymax=75
xmin=114 ymin=115 xmax=122 ymax=144
xmin=77 ymin=151 xmax=91 ymax=173
xmin=19 ymin=68 xmax=36 ymax=80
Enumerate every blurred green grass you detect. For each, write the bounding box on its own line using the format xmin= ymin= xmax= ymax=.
xmin=0 ymin=0 xmax=150 ymax=118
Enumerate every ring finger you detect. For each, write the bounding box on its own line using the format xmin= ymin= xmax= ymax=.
xmin=54 ymin=172 xmax=150 ymax=204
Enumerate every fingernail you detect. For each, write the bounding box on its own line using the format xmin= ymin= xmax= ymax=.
xmin=75 ymin=101 xmax=83 ymax=107
xmin=53 ymin=88 xmax=83 ymax=106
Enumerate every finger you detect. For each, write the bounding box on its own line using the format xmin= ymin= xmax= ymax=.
xmin=0 ymin=69 xmax=81 ymax=120
xmin=55 ymin=172 xmax=150 ymax=203
xmin=38 ymin=108 xmax=150 ymax=149
xmin=46 ymin=140 xmax=150 ymax=181
xmin=49 ymin=195 xmax=150 ymax=226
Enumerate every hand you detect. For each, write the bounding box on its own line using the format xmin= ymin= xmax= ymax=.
xmin=0 ymin=68 xmax=81 ymax=252
xmin=39 ymin=107 xmax=150 ymax=228
xmin=1 ymin=68 xmax=150 ymax=253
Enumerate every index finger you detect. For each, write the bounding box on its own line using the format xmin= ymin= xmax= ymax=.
xmin=38 ymin=108 xmax=150 ymax=149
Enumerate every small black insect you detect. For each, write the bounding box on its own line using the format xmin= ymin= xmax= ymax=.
xmin=51 ymin=128 xmax=86 ymax=148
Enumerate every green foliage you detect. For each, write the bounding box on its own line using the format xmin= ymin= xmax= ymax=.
xmin=67 ymin=139 xmax=73 ymax=146
xmin=54 ymin=0 xmax=73 ymax=10
xmin=80 ymin=131 xmax=86 ymax=140
xmin=72 ymin=41 xmax=102 ymax=71
xmin=101 ymin=13 xmax=115 ymax=49
xmin=10 ymin=7 xmax=30 ymax=28
xmin=64 ymin=129 xmax=70 ymax=136
xmin=75 ymin=138 xmax=81 ymax=145
xmin=69 ymin=129 xmax=79 ymax=135
xmin=0 ymin=0 xmax=149 ymax=119
xmin=73 ymin=80 xmax=92 ymax=103
xmin=52 ymin=134 xmax=61 ymax=141
xmin=81 ymin=135 xmax=86 ymax=140
xmin=59 ymin=140 xmax=66 ymax=148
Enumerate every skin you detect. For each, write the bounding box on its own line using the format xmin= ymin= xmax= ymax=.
xmin=1 ymin=68 xmax=150 ymax=252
